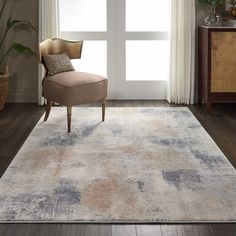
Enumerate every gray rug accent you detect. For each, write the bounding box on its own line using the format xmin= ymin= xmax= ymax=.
xmin=0 ymin=107 xmax=236 ymax=223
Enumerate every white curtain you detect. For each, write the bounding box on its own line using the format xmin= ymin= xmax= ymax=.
xmin=38 ymin=0 xmax=60 ymax=105
xmin=167 ymin=0 xmax=196 ymax=105
xmin=40 ymin=0 xmax=60 ymax=40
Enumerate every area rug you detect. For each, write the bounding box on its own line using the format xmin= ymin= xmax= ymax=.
xmin=0 ymin=107 xmax=236 ymax=223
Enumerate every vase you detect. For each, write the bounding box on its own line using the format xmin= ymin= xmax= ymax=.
xmin=204 ymin=4 xmax=223 ymax=26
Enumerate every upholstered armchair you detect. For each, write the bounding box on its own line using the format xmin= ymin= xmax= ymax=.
xmin=39 ymin=38 xmax=108 ymax=133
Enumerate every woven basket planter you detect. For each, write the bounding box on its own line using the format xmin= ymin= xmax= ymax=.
xmin=0 ymin=73 xmax=9 ymax=111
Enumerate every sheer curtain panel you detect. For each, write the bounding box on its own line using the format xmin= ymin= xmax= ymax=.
xmin=168 ymin=0 xmax=195 ymax=104
xmin=38 ymin=0 xmax=60 ymax=105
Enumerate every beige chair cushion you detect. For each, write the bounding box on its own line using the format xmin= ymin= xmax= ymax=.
xmin=43 ymin=71 xmax=108 ymax=106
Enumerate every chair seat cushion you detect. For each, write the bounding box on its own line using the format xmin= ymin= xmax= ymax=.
xmin=43 ymin=71 xmax=108 ymax=106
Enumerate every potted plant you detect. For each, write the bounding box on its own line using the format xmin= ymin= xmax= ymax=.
xmin=198 ymin=0 xmax=225 ymax=25
xmin=0 ymin=0 xmax=36 ymax=110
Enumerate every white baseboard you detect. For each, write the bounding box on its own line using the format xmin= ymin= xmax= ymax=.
xmin=7 ymin=93 xmax=38 ymax=103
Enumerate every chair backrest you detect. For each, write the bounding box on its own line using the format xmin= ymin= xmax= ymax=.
xmin=39 ymin=38 xmax=83 ymax=63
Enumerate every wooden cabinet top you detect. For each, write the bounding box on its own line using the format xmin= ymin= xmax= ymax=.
xmin=199 ymin=24 xmax=236 ymax=30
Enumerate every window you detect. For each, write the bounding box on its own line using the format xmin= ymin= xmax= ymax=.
xmin=126 ymin=41 xmax=169 ymax=81
xmin=60 ymin=0 xmax=107 ymax=32
xmin=71 ymin=41 xmax=107 ymax=76
xmin=126 ymin=0 xmax=170 ymax=32
xmin=59 ymin=0 xmax=170 ymax=99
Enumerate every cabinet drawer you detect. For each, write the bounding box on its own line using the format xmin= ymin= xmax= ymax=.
xmin=211 ymin=32 xmax=236 ymax=93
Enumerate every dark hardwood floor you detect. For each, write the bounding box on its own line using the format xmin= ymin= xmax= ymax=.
xmin=0 ymin=102 xmax=236 ymax=236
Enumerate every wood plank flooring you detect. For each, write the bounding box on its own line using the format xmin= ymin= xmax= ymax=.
xmin=0 ymin=102 xmax=236 ymax=236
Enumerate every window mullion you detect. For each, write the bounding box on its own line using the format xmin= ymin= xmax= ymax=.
xmin=61 ymin=32 xmax=107 ymax=41
xmin=115 ymin=0 xmax=126 ymax=93
xmin=125 ymin=32 xmax=169 ymax=41
xmin=107 ymin=0 xmax=117 ymax=98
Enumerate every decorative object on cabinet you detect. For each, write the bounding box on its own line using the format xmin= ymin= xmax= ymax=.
xmin=198 ymin=25 xmax=236 ymax=110
xmin=198 ymin=0 xmax=224 ymax=25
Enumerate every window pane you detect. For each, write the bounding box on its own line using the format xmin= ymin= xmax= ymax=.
xmin=126 ymin=41 xmax=169 ymax=81
xmin=71 ymin=41 xmax=107 ymax=76
xmin=126 ymin=0 xmax=170 ymax=32
xmin=59 ymin=0 xmax=107 ymax=31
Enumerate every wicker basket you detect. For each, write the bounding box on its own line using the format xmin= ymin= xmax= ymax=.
xmin=0 ymin=73 xmax=9 ymax=111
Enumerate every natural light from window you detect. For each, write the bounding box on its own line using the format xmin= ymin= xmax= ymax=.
xmin=126 ymin=0 xmax=170 ymax=32
xmin=126 ymin=40 xmax=169 ymax=81
xmin=71 ymin=41 xmax=107 ymax=77
xmin=59 ymin=0 xmax=107 ymax=32
xmin=59 ymin=0 xmax=170 ymax=84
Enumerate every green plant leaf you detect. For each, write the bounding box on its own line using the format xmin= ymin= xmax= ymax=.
xmin=12 ymin=43 xmax=36 ymax=57
xmin=0 ymin=17 xmax=37 ymax=54
xmin=0 ymin=0 xmax=37 ymax=70
xmin=0 ymin=0 xmax=7 ymax=21
xmin=6 ymin=17 xmax=37 ymax=32
xmin=0 ymin=43 xmax=37 ymax=70
xmin=7 ymin=17 xmax=12 ymax=28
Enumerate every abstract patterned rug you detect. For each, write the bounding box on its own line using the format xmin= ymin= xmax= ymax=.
xmin=0 ymin=107 xmax=236 ymax=223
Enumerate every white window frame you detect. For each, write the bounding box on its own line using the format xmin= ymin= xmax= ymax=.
xmin=61 ymin=0 xmax=169 ymax=99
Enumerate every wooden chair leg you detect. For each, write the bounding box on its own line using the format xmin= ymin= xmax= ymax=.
xmin=67 ymin=106 xmax=72 ymax=133
xmin=44 ymin=100 xmax=52 ymax=122
xmin=102 ymin=99 xmax=106 ymax=122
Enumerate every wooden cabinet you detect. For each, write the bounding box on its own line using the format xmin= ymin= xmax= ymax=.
xmin=198 ymin=25 xmax=236 ymax=109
